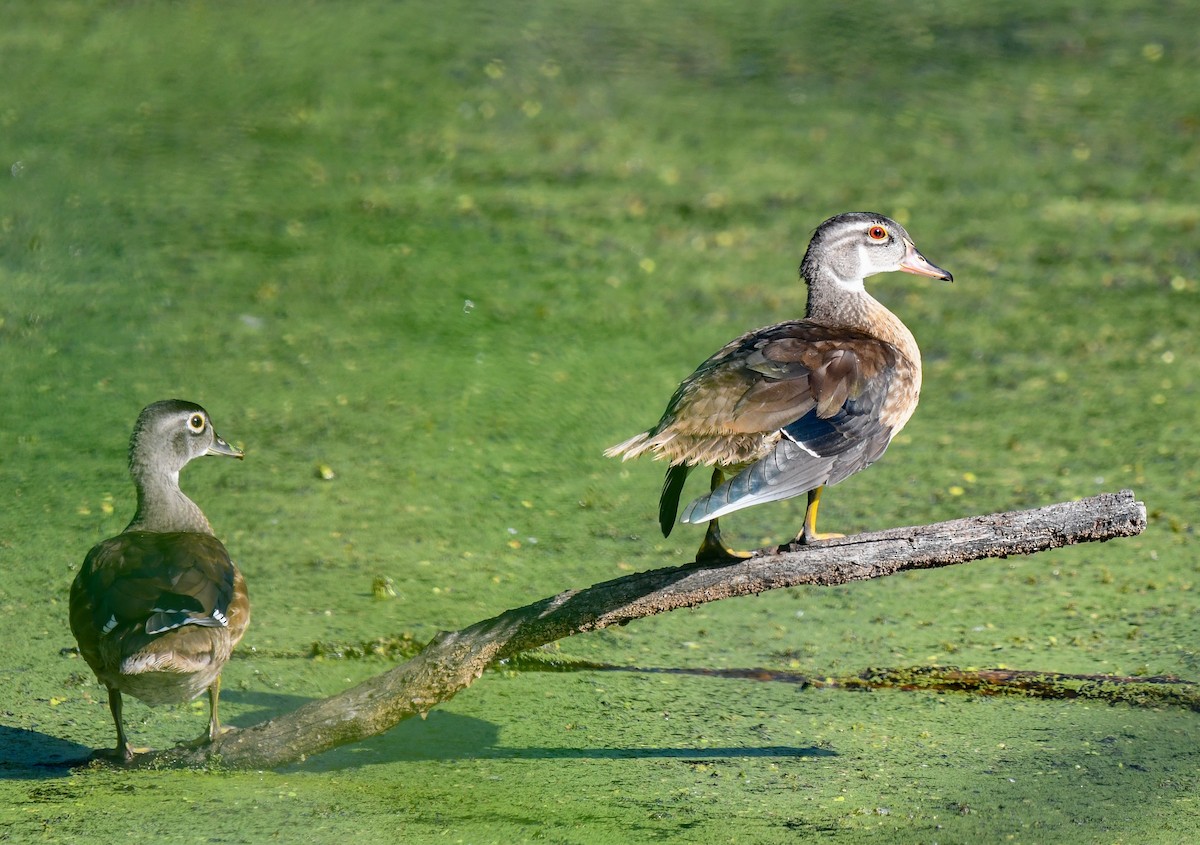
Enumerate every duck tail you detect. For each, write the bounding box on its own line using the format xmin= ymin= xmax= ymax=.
xmin=603 ymin=431 xmax=651 ymax=460
xmin=658 ymin=463 xmax=690 ymax=537
xmin=682 ymin=440 xmax=833 ymax=524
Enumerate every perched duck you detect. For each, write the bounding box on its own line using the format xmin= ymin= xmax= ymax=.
xmin=606 ymin=212 xmax=952 ymax=562
xmin=69 ymin=400 xmax=249 ymax=761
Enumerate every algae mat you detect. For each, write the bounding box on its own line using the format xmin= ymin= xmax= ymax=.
xmin=2 ymin=1 xmax=1198 ymax=842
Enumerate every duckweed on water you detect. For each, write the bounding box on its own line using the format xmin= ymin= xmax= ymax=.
xmin=2 ymin=1 xmax=1198 ymax=842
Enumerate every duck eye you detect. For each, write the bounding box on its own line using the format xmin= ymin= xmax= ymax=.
xmin=188 ymin=414 xmax=206 ymax=433
xmin=868 ymin=226 xmax=888 ymax=242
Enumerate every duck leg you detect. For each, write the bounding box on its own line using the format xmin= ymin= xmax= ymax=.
xmin=187 ymin=677 xmax=232 ymax=747
xmin=207 ymin=677 xmax=223 ymax=740
xmin=103 ymin=686 xmax=136 ymax=763
xmin=202 ymin=676 xmax=232 ymax=734
xmin=695 ymin=468 xmax=753 ymax=563
xmin=796 ymin=486 xmax=845 ymax=545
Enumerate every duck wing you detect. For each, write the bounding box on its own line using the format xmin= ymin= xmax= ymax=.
xmin=70 ymin=531 xmax=242 ymax=668
xmin=675 ymin=321 xmax=910 ymax=524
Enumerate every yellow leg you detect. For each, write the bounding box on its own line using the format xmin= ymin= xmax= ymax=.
xmin=207 ymin=676 xmax=222 ymax=741
xmin=694 ymin=468 xmax=753 ymax=563
xmin=797 ymin=486 xmax=845 ymax=545
xmin=184 ymin=676 xmax=234 ymax=750
xmin=201 ymin=676 xmax=237 ymax=743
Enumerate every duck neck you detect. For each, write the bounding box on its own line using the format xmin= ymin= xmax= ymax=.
xmin=126 ymin=465 xmax=214 ymax=535
xmin=803 ymin=270 xmax=922 ymax=370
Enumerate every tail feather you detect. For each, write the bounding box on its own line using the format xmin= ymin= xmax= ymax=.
xmin=604 ymin=432 xmax=652 ymax=460
xmin=681 ymin=439 xmax=834 ymax=524
xmin=658 ymin=464 xmax=691 ymax=537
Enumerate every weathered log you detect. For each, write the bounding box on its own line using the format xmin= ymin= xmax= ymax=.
xmin=138 ymin=490 xmax=1146 ymax=769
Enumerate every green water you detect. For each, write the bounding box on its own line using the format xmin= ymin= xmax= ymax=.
xmin=2 ymin=1 xmax=1198 ymax=841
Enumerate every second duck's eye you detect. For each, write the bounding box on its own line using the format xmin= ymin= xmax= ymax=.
xmin=868 ymin=226 xmax=888 ymax=241
xmin=188 ymin=414 xmax=206 ymax=433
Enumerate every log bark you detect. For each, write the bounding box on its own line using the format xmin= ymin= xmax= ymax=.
xmin=139 ymin=490 xmax=1146 ymax=769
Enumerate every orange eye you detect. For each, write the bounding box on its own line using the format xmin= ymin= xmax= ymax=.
xmin=868 ymin=226 xmax=888 ymax=241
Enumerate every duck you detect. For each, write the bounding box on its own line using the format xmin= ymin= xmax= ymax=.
xmin=606 ymin=212 xmax=952 ymax=562
xmin=69 ymin=399 xmax=249 ymax=761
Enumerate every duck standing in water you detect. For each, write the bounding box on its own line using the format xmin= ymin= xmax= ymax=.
xmin=70 ymin=400 xmax=249 ymax=761
xmin=606 ymin=212 xmax=953 ymax=562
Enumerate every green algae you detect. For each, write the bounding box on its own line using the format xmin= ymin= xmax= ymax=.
xmin=2 ymin=0 xmax=1200 ymax=842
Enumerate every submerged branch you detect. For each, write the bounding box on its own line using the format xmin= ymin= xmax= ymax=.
xmin=837 ymin=666 xmax=1200 ymax=710
xmin=523 ymin=660 xmax=1198 ymax=712
xmin=139 ymin=490 xmax=1145 ymax=769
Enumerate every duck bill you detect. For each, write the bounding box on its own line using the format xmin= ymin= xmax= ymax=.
xmin=898 ymin=240 xmax=953 ymax=282
xmin=207 ymin=434 xmax=245 ymax=460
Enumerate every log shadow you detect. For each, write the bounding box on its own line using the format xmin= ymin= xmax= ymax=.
xmin=298 ymin=710 xmax=835 ymax=772
xmin=221 ymin=689 xmax=317 ymax=725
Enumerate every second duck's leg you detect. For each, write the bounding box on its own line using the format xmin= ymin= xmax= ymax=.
xmin=107 ymin=686 xmax=136 ymax=762
xmin=186 ymin=676 xmax=232 ymax=748
xmin=207 ymin=676 xmax=222 ymax=741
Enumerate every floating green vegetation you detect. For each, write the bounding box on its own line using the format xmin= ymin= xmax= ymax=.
xmin=2 ymin=0 xmax=1198 ymax=842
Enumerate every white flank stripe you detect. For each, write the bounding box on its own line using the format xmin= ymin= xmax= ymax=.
xmin=781 ymin=430 xmax=822 ymax=458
